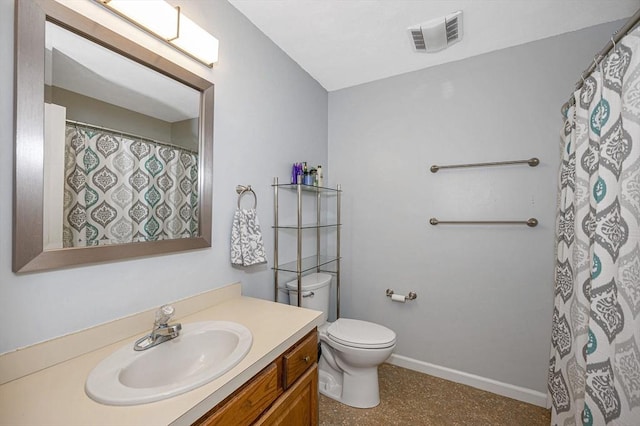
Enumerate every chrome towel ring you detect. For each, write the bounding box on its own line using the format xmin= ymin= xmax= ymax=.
xmin=236 ymin=185 xmax=257 ymax=209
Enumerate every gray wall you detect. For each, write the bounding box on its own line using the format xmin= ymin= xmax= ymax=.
xmin=328 ymin=21 xmax=621 ymax=394
xmin=0 ymin=0 xmax=327 ymax=353
xmin=49 ymin=86 xmax=171 ymax=143
xmin=172 ymin=118 xmax=199 ymax=152
xmin=48 ymin=86 xmax=200 ymax=151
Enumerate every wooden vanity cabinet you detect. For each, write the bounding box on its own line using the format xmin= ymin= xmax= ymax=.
xmin=256 ymin=364 xmax=318 ymax=425
xmin=195 ymin=328 xmax=318 ymax=426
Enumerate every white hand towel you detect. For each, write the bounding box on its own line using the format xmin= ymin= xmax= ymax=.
xmin=231 ymin=208 xmax=267 ymax=266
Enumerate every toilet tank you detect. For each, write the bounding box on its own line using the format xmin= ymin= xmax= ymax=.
xmin=286 ymin=273 xmax=332 ymax=322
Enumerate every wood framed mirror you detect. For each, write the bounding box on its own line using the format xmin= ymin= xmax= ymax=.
xmin=13 ymin=0 xmax=214 ymax=272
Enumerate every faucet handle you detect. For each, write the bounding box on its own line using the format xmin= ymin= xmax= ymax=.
xmin=154 ymin=304 xmax=175 ymax=326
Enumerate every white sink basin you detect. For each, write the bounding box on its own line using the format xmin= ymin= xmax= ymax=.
xmin=85 ymin=321 xmax=253 ymax=405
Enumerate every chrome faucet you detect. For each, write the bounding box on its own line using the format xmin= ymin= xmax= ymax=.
xmin=134 ymin=304 xmax=182 ymax=351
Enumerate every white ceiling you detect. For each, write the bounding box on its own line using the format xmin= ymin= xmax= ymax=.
xmin=228 ymin=0 xmax=640 ymax=91
xmin=46 ymin=21 xmax=200 ymax=122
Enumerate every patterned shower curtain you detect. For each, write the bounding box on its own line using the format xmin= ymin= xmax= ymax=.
xmin=548 ymin=27 xmax=640 ymax=425
xmin=63 ymin=124 xmax=199 ymax=247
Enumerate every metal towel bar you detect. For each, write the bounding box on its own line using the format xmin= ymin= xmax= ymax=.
xmin=430 ymin=157 xmax=539 ymax=173
xmin=429 ymin=218 xmax=538 ymax=227
xmin=236 ymin=185 xmax=257 ymax=209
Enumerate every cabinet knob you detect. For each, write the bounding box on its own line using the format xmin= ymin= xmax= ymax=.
xmin=303 ymin=355 xmax=310 ymax=363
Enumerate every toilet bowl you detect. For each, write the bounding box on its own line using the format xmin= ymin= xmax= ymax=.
xmin=287 ymin=273 xmax=396 ymax=408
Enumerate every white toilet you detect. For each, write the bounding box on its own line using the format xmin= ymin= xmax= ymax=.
xmin=287 ymin=273 xmax=396 ymax=408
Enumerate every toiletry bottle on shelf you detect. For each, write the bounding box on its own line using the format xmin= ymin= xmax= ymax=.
xmin=296 ymin=163 xmax=302 ymax=184
xmin=310 ymin=167 xmax=317 ymax=186
xmin=316 ymin=165 xmax=323 ymax=187
xmin=302 ymin=162 xmax=311 ymax=185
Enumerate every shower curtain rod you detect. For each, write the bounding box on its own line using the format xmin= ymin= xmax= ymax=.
xmin=65 ymin=119 xmax=198 ymax=154
xmin=562 ymin=8 xmax=640 ymax=113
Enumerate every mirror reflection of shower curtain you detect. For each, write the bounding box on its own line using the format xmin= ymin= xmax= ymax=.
xmin=549 ymin=27 xmax=640 ymax=425
xmin=62 ymin=124 xmax=199 ymax=247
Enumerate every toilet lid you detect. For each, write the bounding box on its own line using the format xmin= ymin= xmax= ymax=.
xmin=327 ymin=318 xmax=396 ymax=349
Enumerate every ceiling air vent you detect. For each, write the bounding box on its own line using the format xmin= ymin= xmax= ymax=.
xmin=409 ymin=10 xmax=463 ymax=53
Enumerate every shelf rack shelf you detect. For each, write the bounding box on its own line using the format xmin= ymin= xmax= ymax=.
xmin=274 ymin=255 xmax=341 ymax=274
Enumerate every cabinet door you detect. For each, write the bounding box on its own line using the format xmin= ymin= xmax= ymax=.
xmin=198 ymin=363 xmax=281 ymax=426
xmin=256 ymin=364 xmax=318 ymax=426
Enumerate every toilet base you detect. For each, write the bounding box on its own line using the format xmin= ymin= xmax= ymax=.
xmin=318 ymin=369 xmax=342 ymax=402
xmin=318 ymin=362 xmax=381 ymax=408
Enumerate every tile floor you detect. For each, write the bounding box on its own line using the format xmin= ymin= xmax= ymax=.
xmin=319 ymin=363 xmax=551 ymax=425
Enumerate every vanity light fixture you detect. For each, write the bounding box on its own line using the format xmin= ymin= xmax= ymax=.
xmin=99 ymin=0 xmax=219 ymax=67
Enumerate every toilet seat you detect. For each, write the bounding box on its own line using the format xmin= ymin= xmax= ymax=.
xmin=326 ymin=318 xmax=396 ymax=349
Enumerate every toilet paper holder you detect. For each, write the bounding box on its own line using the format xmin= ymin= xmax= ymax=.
xmin=386 ymin=289 xmax=417 ymax=301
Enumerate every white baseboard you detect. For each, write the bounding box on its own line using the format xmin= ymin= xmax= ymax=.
xmin=386 ymin=354 xmax=548 ymax=408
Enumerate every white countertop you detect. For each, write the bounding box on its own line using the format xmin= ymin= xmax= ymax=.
xmin=0 ymin=293 xmax=323 ymax=426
